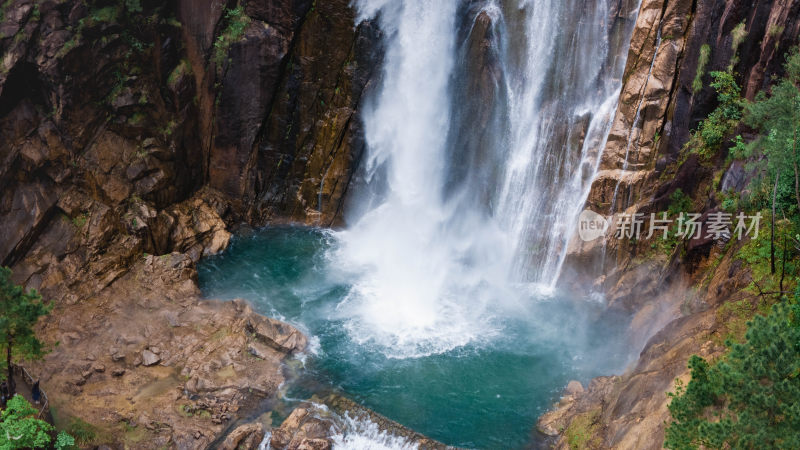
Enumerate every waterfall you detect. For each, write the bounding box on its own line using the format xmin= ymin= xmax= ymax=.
xmin=332 ymin=0 xmax=640 ymax=358
xmin=494 ymin=0 xmax=638 ymax=285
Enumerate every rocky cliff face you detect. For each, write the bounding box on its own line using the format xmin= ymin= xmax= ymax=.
xmin=0 ymin=0 xmax=379 ymax=279
xmin=569 ymin=0 xmax=800 ymax=282
xmin=0 ymin=0 xmax=376 ymax=448
xmin=180 ymin=0 xmax=382 ymax=226
xmin=597 ymin=0 xmax=799 ymax=212
xmin=547 ymin=0 xmax=800 ymax=448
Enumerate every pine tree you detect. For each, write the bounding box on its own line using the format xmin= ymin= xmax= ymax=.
xmin=664 ymin=301 xmax=800 ymax=449
xmin=0 ymin=267 xmax=52 ymax=396
xmin=740 ymin=46 xmax=800 ymax=215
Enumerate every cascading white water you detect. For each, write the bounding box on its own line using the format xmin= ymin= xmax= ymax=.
xmin=333 ymin=0 xmax=490 ymax=359
xmin=332 ymin=0 xmax=639 ymax=358
xmin=496 ymin=0 xmax=640 ymax=285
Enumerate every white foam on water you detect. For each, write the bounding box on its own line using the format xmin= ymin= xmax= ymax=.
xmin=331 ymin=0 xmax=641 ymax=359
xmin=331 ymin=414 xmax=419 ymax=450
xmin=332 ymin=0 xmax=504 ymax=359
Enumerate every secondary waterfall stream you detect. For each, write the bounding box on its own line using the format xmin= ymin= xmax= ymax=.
xmin=199 ymin=1 xmax=641 ymax=448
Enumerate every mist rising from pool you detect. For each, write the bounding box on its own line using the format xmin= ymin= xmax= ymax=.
xmin=198 ymin=227 xmax=633 ymax=449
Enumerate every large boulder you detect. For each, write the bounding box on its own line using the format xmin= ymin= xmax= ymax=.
xmin=220 ymin=422 xmax=266 ymax=450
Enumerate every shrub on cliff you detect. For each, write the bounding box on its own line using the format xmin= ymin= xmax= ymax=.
xmin=212 ymin=6 xmax=251 ymax=69
xmin=693 ymin=71 xmax=744 ymax=158
xmin=664 ymin=301 xmax=800 ymax=449
xmin=682 ymin=68 xmax=744 ymax=161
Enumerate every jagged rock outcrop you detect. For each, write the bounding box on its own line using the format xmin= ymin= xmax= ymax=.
xmin=550 ymin=0 xmax=800 ymax=448
xmin=269 ymin=405 xmax=335 ymax=450
xmin=220 ymin=422 xmax=267 ymax=450
xmin=29 ymin=252 xmax=307 ymax=449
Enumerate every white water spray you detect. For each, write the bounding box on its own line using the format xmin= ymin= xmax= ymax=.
xmin=332 ymin=0 xmax=640 ymax=358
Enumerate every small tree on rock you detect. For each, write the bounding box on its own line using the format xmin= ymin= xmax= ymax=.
xmin=0 ymin=267 xmax=52 ymax=395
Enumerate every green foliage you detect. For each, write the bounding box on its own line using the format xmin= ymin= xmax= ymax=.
xmin=128 ymin=112 xmax=147 ymax=127
xmin=720 ymin=196 xmax=736 ymax=212
xmin=167 ymin=59 xmax=192 ymax=90
xmin=124 ymin=0 xmax=142 ymax=14
xmin=65 ymin=417 xmax=96 ymax=445
xmin=123 ymin=32 xmax=147 ymax=54
xmin=57 ymin=37 xmax=79 ymax=58
xmin=158 ymin=120 xmax=178 ymax=138
xmin=69 ymin=213 xmax=88 ymax=229
xmin=735 ymin=214 xmax=797 ymax=297
xmin=665 ymin=301 xmax=800 ymax=449
xmin=0 ymin=267 xmax=52 ymax=390
xmin=769 ymin=25 xmax=785 ymax=39
xmin=668 ymin=189 xmax=693 ymax=217
xmin=686 ymin=71 xmax=743 ymax=158
xmin=738 ymin=46 xmax=800 ymax=216
xmin=565 ymin=409 xmax=602 ymax=449
xmin=693 ymin=45 xmax=711 ymax=94
xmin=669 ymin=61 xmax=800 ymax=442
xmin=0 ymin=397 xmax=79 ymax=449
xmin=90 ymin=6 xmax=120 ymax=23
xmin=212 ymin=6 xmax=251 ymax=68
xmin=646 ymin=189 xmax=693 ymax=257
xmin=0 ymin=0 xmax=14 ymax=23
xmin=701 ymin=71 xmax=743 ymax=148
xmin=715 ymin=296 xmax=772 ymax=345
xmin=54 ymin=431 xmax=76 ymax=450
xmin=729 ymin=22 xmax=748 ymax=69
xmin=0 ymin=396 xmax=54 ymax=449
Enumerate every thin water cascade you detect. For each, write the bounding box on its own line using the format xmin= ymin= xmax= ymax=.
xmin=494 ymin=0 xmax=631 ymax=287
xmin=610 ymin=28 xmax=662 ymax=213
xmin=601 ymin=25 xmax=660 ymax=274
xmin=335 ymin=0 xmax=641 ymax=357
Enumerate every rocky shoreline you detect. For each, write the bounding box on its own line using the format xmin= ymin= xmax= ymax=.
xmin=25 ymin=221 xmax=447 ymax=449
xmin=25 ymin=236 xmax=307 ymax=448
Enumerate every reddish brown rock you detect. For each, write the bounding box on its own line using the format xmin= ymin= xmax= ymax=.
xmin=26 ymin=252 xmax=306 ymax=450
xmin=220 ymin=422 xmax=267 ymax=450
